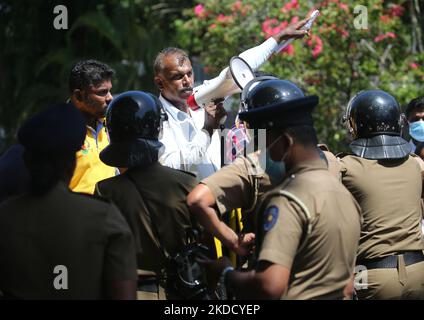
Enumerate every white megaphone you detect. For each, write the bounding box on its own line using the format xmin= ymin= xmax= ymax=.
xmin=186 ymin=56 xmax=255 ymax=111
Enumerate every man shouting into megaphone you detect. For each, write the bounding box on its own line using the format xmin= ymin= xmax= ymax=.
xmin=153 ymin=17 xmax=311 ymax=181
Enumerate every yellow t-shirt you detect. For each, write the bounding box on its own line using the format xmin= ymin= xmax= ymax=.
xmin=69 ymin=121 xmax=116 ymax=194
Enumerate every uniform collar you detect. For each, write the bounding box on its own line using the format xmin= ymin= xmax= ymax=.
xmin=285 ymin=158 xmax=328 ymax=177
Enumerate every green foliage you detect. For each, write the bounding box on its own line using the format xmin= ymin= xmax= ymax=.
xmin=0 ymin=0 xmax=195 ymax=152
xmin=175 ymin=0 xmax=424 ymax=151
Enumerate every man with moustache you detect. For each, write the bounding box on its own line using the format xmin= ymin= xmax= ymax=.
xmin=68 ymin=59 xmax=117 ymax=194
xmin=154 ymin=48 xmax=226 ymax=180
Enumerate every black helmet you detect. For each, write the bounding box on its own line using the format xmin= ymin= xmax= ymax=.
xmin=238 ymin=79 xmax=319 ymax=129
xmin=106 ymin=91 xmax=163 ymax=142
xmin=100 ymin=91 xmax=165 ymax=168
xmin=344 ymin=90 xmax=411 ymax=159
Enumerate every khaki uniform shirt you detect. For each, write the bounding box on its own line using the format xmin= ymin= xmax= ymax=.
xmin=202 ymin=153 xmax=272 ymax=209
xmin=202 ymin=151 xmax=338 ymax=228
xmin=0 ymin=182 xmax=137 ymax=299
xmin=201 ymin=154 xmax=272 ymax=231
xmin=340 ymin=155 xmax=424 ymax=260
xmin=258 ymin=160 xmax=361 ymax=299
xmin=95 ymin=162 xmax=198 ymax=274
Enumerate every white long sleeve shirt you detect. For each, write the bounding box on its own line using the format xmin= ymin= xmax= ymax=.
xmin=158 ymin=37 xmax=279 ymax=180
xmin=158 ymin=95 xmax=221 ymax=181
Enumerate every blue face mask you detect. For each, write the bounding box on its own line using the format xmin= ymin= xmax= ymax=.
xmin=264 ymin=149 xmax=286 ymax=185
xmin=409 ymin=120 xmax=424 ymax=142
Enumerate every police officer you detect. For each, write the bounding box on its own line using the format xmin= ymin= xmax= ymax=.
xmin=187 ymin=79 xmax=346 ymax=256
xmin=190 ymin=79 xmax=361 ymax=299
xmin=0 ymin=103 xmax=137 ymax=299
xmin=0 ymin=144 xmax=29 ymax=203
xmin=94 ymin=91 xmax=202 ymax=300
xmin=341 ymin=90 xmax=424 ymax=299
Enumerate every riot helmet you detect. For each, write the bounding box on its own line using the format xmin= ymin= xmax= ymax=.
xmin=100 ymin=91 xmax=166 ymax=168
xmin=344 ymin=90 xmax=411 ymax=159
xmin=106 ymin=91 xmax=163 ymax=142
xmin=238 ymin=79 xmax=319 ymax=129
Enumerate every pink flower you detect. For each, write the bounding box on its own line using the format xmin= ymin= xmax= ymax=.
xmin=262 ymin=18 xmax=282 ymax=38
xmin=312 ymin=45 xmax=323 ymax=58
xmin=389 ymin=4 xmax=405 ymax=17
xmin=217 ymin=14 xmax=232 ymax=23
xmin=307 ymin=35 xmax=323 ymax=58
xmin=281 ymin=44 xmax=295 ymax=56
xmin=380 ymin=15 xmax=392 ymax=24
xmin=281 ymin=0 xmax=299 ymax=13
xmin=291 ymin=16 xmax=299 ymax=24
xmin=231 ymin=0 xmax=242 ymax=12
xmin=410 ymin=63 xmax=419 ymax=69
xmin=374 ymin=34 xmax=385 ymax=42
xmin=280 ymin=21 xmax=288 ymax=29
xmin=339 ymin=3 xmax=348 ymax=11
xmin=209 ymin=23 xmax=217 ymax=30
xmin=194 ymin=4 xmax=204 ymax=18
xmin=340 ymin=29 xmax=349 ymax=38
xmin=374 ymin=32 xmax=397 ymax=42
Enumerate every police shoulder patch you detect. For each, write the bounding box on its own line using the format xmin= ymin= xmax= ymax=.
xmin=263 ymin=205 xmax=279 ymax=231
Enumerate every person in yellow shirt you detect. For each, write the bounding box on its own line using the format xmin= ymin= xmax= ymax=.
xmin=68 ymin=59 xmax=117 ymax=194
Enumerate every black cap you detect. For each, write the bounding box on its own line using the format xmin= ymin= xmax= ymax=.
xmin=18 ymin=103 xmax=86 ymax=153
xmin=238 ymin=79 xmax=319 ymax=129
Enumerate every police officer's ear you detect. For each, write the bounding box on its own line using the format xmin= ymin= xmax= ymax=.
xmin=154 ymin=76 xmax=164 ymax=90
xmin=282 ymin=132 xmax=294 ymax=150
xmin=73 ymin=89 xmax=84 ymax=102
